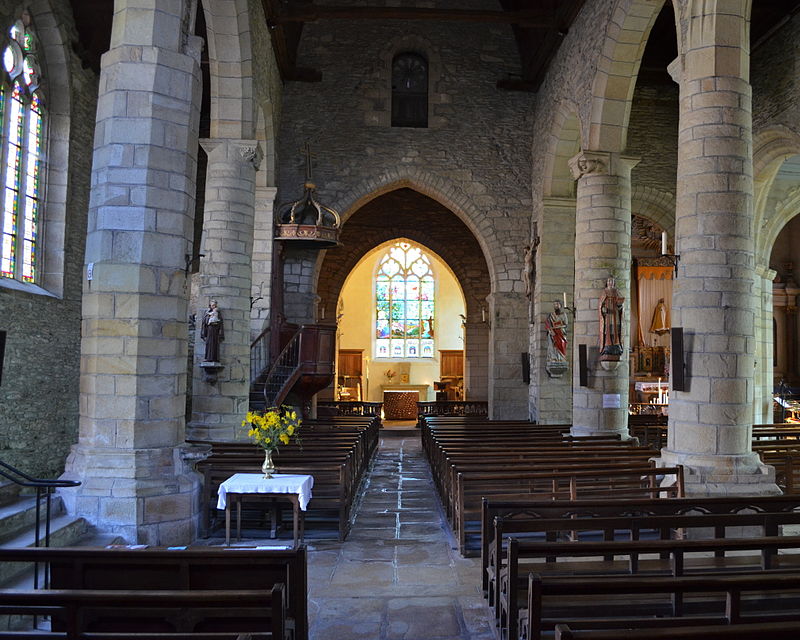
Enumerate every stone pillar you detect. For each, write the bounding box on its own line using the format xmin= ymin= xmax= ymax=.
xmin=251 ymin=186 xmax=278 ymax=338
xmin=189 ymin=139 xmax=262 ymax=441
xmin=773 ymin=283 xmax=789 ymax=380
xmin=568 ymin=152 xmax=638 ymax=438
xmin=659 ymin=4 xmax=778 ymax=494
xmin=61 ymin=1 xmax=204 ymax=544
xmin=531 ymin=197 xmax=576 ymax=424
xmin=283 ymin=250 xmax=319 ymax=325
xmin=753 ymin=265 xmax=776 ymax=424
xmin=464 ymin=318 xmax=489 ymax=402
xmin=487 ymin=291 xmax=529 ymax=419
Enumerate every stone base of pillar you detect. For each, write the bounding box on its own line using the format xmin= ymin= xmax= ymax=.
xmin=59 ymin=444 xmax=205 ymax=545
xmin=570 ymin=424 xmax=632 ymax=440
xmin=658 ymin=449 xmax=781 ymax=497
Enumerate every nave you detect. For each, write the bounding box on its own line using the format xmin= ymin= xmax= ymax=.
xmin=303 ymin=432 xmax=493 ymax=640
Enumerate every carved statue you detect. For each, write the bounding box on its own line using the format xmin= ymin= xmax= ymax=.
xmin=545 ymin=300 xmax=569 ymax=377
xmin=599 ymin=276 xmax=624 ymax=362
xmin=523 ymin=237 xmax=540 ymax=299
xmin=201 ymin=300 xmax=224 ymax=363
xmin=649 ymin=298 xmax=670 ymax=335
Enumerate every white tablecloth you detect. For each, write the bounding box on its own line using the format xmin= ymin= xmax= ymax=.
xmin=216 ymin=473 xmax=314 ymax=511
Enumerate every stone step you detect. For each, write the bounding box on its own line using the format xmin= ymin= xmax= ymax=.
xmin=0 ymin=483 xmax=20 ymax=508
xmin=0 ymin=513 xmax=89 ymax=587
xmin=0 ymin=493 xmax=66 ymax=546
xmin=0 ymin=530 xmax=125 ymax=632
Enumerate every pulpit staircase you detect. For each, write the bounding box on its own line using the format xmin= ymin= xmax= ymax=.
xmin=250 ymin=323 xmax=337 ymax=412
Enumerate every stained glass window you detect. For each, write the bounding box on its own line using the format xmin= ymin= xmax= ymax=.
xmin=375 ymin=241 xmax=435 ymax=359
xmin=0 ymin=18 xmax=43 ymax=283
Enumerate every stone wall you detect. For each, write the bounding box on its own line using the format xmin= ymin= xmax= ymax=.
xmin=752 ymin=13 xmax=799 ymax=133
xmin=277 ymin=0 xmax=534 ymax=416
xmin=0 ymin=0 xmax=96 ymax=479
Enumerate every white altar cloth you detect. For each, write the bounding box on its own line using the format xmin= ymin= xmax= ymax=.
xmin=216 ymin=473 xmax=314 ymax=511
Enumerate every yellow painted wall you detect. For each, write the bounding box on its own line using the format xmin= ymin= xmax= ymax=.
xmin=337 ymin=239 xmax=465 ymax=402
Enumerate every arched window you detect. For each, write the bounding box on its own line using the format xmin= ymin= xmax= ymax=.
xmin=391 ymin=52 xmax=427 ymax=128
xmin=375 ymin=240 xmax=435 ymax=358
xmin=0 ymin=18 xmax=44 ymax=283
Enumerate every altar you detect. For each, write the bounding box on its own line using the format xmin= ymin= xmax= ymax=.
xmin=381 ymin=385 xmax=429 ymax=420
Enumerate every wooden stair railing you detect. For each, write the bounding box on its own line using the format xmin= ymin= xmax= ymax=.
xmin=262 ymin=326 xmax=303 ymax=408
xmin=249 ymin=326 xmax=270 ymax=384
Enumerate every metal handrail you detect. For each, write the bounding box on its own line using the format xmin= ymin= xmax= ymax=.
xmin=0 ymin=459 xmax=80 ymax=589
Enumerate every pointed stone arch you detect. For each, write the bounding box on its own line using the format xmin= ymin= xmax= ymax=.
xmin=753 ymin=125 xmax=800 ymax=265
xmin=201 ymin=0 xmax=256 ymax=139
xmin=631 ymin=185 xmax=675 ymax=236
xmin=317 ymin=187 xmax=492 ymax=403
xmin=587 ymin=0 xmax=666 ymax=152
xmin=330 ymin=169 xmax=498 ymax=290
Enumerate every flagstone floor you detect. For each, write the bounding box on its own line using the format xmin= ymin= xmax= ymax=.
xmin=306 ymin=432 xmax=495 ymax=640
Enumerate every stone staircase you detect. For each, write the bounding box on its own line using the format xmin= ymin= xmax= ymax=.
xmin=0 ymin=481 xmax=123 ymax=588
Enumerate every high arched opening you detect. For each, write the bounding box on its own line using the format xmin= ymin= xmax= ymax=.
xmin=317 ymin=187 xmax=491 ymax=403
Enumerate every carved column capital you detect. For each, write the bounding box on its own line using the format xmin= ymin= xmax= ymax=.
xmin=568 ymin=151 xmax=609 ymax=180
xmin=568 ymin=151 xmax=640 ymax=181
xmin=236 ymin=143 xmax=264 ymax=170
xmin=199 ymin=138 xmax=264 ymax=171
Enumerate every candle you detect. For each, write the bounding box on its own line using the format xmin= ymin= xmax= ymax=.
xmin=481 ymin=307 xmax=486 ymax=323
xmin=562 ymin=292 xmax=567 ymax=308
xmin=321 ymin=307 xmax=325 ymax=320
xmin=661 ymin=231 xmax=668 ymax=256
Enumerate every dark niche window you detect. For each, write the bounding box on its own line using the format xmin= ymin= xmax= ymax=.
xmin=391 ymin=52 xmax=428 ymax=128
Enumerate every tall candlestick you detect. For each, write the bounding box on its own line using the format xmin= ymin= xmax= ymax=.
xmin=661 ymin=231 xmax=668 ymax=256
xmin=562 ymin=292 xmax=567 ymax=308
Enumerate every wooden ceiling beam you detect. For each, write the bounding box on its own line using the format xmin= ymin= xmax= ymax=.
xmin=269 ymin=5 xmax=556 ymax=28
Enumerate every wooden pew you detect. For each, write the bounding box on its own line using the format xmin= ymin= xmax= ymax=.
xmin=195 ymin=417 xmax=378 ymax=539
xmin=522 ymin=570 xmax=800 ymax=640
xmin=554 ymin=620 xmax=800 ymax=640
xmin=480 ymin=493 xmax=800 ymax=603
xmin=0 ymin=587 xmax=287 ymax=639
xmin=453 ymin=465 xmax=683 ymax=555
xmin=0 ymin=546 xmax=307 ymax=640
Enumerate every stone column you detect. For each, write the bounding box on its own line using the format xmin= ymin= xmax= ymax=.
xmin=189 ymin=139 xmax=262 ymax=441
xmin=659 ymin=4 xmax=778 ymax=494
xmin=251 ymin=186 xmax=278 ymax=338
xmin=60 ymin=1 xmax=204 ymax=544
xmin=773 ymin=284 xmax=788 ymax=380
xmin=753 ymin=265 xmax=776 ymax=424
xmin=464 ymin=317 xmax=489 ymax=402
xmin=568 ymin=152 xmax=638 ymax=438
xmin=531 ymin=197 xmax=576 ymax=424
xmin=487 ymin=291 xmax=529 ymax=419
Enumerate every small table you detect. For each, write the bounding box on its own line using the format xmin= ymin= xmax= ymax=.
xmin=217 ymin=473 xmax=314 ymax=547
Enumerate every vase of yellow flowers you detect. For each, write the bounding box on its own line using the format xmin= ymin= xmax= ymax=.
xmin=242 ymin=405 xmax=302 ymax=478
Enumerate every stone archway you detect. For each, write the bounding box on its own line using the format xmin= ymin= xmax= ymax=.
xmin=317 ymin=188 xmax=491 ymax=403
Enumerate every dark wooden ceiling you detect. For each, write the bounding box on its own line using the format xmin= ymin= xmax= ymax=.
xmin=69 ymin=1 xmax=800 ymax=88
xmin=261 ymin=0 xmax=587 ymax=90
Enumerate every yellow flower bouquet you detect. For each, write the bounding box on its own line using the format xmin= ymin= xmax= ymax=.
xmin=242 ymin=405 xmax=302 ymax=478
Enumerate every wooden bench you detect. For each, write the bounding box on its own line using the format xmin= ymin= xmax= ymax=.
xmin=0 ymin=587 xmax=287 ymax=639
xmin=195 ymin=418 xmax=378 ymax=540
xmin=0 ymin=546 xmax=307 ymax=640
xmin=454 ymin=465 xmax=683 ymax=555
xmin=522 ymin=570 xmax=800 ymax=640
xmin=480 ymin=493 xmax=800 ymax=603
xmin=554 ymin=619 xmax=800 ymax=640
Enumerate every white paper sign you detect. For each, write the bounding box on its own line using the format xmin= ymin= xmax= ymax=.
xmin=602 ymin=393 xmax=621 ymax=409
xmin=87 ymin=262 xmax=94 ymax=281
